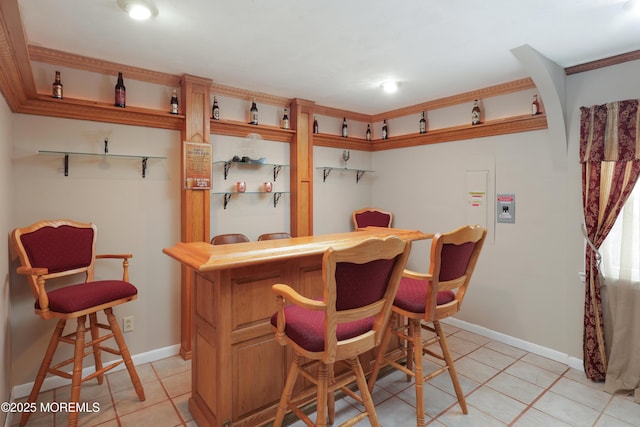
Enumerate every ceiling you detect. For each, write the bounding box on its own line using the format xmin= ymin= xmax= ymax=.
xmin=16 ymin=0 xmax=640 ymax=114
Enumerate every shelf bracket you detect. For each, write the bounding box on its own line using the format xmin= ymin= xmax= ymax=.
xmin=223 ymin=193 xmax=232 ymax=209
xmin=356 ymin=170 xmax=366 ymax=183
xmin=142 ymin=157 xmax=148 ymax=178
xmin=273 ymin=192 xmax=283 ymax=208
xmin=273 ymin=165 xmax=282 ymax=181
xmin=323 ymin=168 xmax=331 ymax=182
xmin=223 ymin=161 xmax=231 ymax=180
xmin=64 ymin=154 xmax=69 ymax=177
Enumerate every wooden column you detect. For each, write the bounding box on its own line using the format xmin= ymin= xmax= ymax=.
xmin=289 ymin=99 xmax=315 ymax=237
xmin=179 ymin=74 xmax=212 ymax=359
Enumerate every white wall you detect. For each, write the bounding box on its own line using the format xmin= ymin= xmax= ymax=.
xmin=313 ymin=146 xmax=374 ymax=235
xmin=0 ymin=90 xmax=14 ymax=425
xmin=10 ymin=114 xmax=182 ymax=386
xmin=210 ymin=135 xmax=291 ymax=240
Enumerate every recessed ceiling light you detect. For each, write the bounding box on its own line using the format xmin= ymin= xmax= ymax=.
xmin=380 ymin=81 xmax=399 ymax=93
xmin=117 ymin=0 xmax=158 ymax=20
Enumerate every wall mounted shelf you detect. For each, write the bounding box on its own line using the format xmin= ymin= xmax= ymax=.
xmin=39 ymin=150 xmax=166 ymax=178
xmin=28 ymin=94 xmax=184 ymax=130
xmin=312 ymin=114 xmax=548 ymax=151
xmin=214 ymin=160 xmax=289 ymax=181
xmin=316 ymin=166 xmax=374 ymax=183
xmin=211 ymin=191 xmax=289 ymax=209
xmin=210 ymin=119 xmax=295 ymax=143
xmin=370 ymin=114 xmax=548 ymax=151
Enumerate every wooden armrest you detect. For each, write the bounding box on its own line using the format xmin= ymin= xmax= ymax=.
xmin=16 ymin=266 xmax=49 ymax=311
xmin=16 ymin=266 xmax=48 ymax=276
xmin=402 ymin=269 xmax=432 ymax=280
xmin=96 ymin=253 xmax=133 ymax=260
xmin=96 ymin=253 xmax=133 ymax=281
xmin=272 ymin=284 xmax=325 ymax=311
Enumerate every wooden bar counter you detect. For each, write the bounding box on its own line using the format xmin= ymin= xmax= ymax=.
xmin=163 ymin=228 xmax=431 ymax=427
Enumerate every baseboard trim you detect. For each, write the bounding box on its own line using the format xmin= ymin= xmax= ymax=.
xmin=443 ymin=318 xmax=584 ymax=371
xmin=11 ymin=344 xmax=180 ymax=400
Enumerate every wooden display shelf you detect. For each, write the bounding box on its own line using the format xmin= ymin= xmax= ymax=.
xmin=21 ymin=94 xmax=185 ymax=130
xmin=313 ymin=114 xmax=547 ymax=151
xmin=372 ymin=114 xmax=548 ymax=151
xmin=312 ymin=133 xmax=375 ymax=150
xmin=210 ymin=118 xmax=296 ymax=143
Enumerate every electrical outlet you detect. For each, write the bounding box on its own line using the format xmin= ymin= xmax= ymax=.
xmin=122 ymin=316 xmax=134 ymax=332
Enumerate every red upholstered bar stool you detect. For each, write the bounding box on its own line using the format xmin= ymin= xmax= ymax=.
xmin=352 ymin=208 xmax=393 ymax=229
xmin=210 ymin=233 xmax=249 ymax=245
xmin=11 ymin=219 xmax=145 ymax=427
xmin=271 ymin=236 xmax=411 ymax=427
xmin=258 ymin=232 xmax=292 ymax=241
xmin=368 ymin=225 xmax=487 ymax=427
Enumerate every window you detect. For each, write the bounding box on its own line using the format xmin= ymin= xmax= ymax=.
xmin=600 ymin=181 xmax=640 ymax=284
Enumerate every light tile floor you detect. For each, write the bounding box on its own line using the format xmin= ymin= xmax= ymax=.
xmin=11 ymin=324 xmax=640 ymax=426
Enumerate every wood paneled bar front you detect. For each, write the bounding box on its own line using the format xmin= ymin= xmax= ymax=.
xmin=163 ymin=228 xmax=432 ymax=427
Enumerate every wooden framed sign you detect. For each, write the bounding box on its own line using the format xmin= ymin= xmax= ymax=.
xmin=183 ymin=141 xmax=211 ymax=189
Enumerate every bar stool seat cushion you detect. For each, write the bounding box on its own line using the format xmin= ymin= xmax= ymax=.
xmin=271 ymin=307 xmax=373 ymax=353
xmin=36 ymin=280 xmax=138 ymax=313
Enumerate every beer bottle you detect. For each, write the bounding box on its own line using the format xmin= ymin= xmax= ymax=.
xmin=249 ymin=98 xmax=258 ymax=125
xmin=52 ymin=71 xmax=63 ymax=99
xmin=114 ymin=72 xmax=126 ymax=108
xmin=419 ymin=111 xmax=427 ymax=134
xmin=471 ymin=100 xmax=481 ymax=125
xmin=212 ymin=96 xmax=220 ymax=120
xmin=170 ymin=89 xmax=179 ymax=114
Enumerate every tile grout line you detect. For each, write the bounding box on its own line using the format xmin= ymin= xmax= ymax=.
xmin=150 ymin=360 xmax=191 ymax=426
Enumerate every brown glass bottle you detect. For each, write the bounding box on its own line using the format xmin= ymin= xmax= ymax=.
xmin=114 ymin=72 xmax=126 ymax=108
xmin=471 ymin=100 xmax=481 ymax=125
xmin=382 ymin=120 xmax=388 ymax=139
xmin=170 ymin=89 xmax=179 ymax=114
xmin=249 ymin=98 xmax=258 ymax=125
xmin=531 ymin=95 xmax=540 ymax=115
xmin=212 ymin=96 xmax=220 ymax=120
xmin=313 ymin=116 xmax=319 ymax=134
xmin=419 ymin=111 xmax=427 ymax=134
xmin=52 ymin=71 xmax=63 ymax=99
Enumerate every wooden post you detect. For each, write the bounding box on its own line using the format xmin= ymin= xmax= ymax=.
xmin=179 ymin=74 xmax=212 ymax=359
xmin=289 ymin=99 xmax=315 ymax=237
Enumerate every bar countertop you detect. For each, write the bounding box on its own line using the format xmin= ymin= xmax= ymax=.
xmin=163 ymin=227 xmax=432 ymax=272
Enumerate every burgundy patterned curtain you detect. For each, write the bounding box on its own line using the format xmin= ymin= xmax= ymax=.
xmin=579 ymin=99 xmax=640 ymax=381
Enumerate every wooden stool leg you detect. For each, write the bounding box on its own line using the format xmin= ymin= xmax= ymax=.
xmin=19 ymin=319 xmax=66 ymax=426
xmin=434 ymin=321 xmax=467 ymax=414
xmin=367 ymin=322 xmax=393 ymax=392
xmin=104 ymin=308 xmax=145 ymax=401
xmin=406 ymin=318 xmax=415 ymax=382
xmin=88 ymin=312 xmax=104 ymax=385
xmin=412 ymin=319 xmax=426 ymax=427
xmin=273 ymin=355 xmax=301 ymax=427
xmin=351 ymin=357 xmax=380 ymax=427
xmin=327 ymin=364 xmax=335 ymax=425
xmin=68 ymin=315 xmax=87 ymax=427
xmin=316 ymin=362 xmax=329 ymax=427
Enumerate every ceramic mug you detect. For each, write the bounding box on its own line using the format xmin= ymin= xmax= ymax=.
xmin=236 ymin=181 xmax=246 ymax=192
xmin=264 ymin=181 xmax=273 ymax=192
